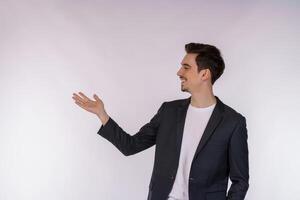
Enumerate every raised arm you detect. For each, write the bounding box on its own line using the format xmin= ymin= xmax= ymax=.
xmin=97 ymin=102 xmax=165 ymax=156
xmin=72 ymin=91 xmax=165 ymax=156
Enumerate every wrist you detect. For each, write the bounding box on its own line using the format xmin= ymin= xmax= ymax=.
xmin=97 ymin=111 xmax=109 ymax=125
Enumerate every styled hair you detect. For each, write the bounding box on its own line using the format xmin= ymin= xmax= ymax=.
xmin=185 ymin=43 xmax=225 ymax=85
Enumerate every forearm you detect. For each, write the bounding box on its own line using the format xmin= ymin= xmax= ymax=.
xmin=97 ymin=102 xmax=164 ymax=156
xmin=97 ymin=117 xmax=137 ymax=156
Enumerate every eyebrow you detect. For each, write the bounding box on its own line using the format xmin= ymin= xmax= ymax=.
xmin=181 ymin=63 xmax=192 ymax=67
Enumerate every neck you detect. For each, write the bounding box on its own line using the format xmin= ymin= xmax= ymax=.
xmin=190 ymin=86 xmax=216 ymax=108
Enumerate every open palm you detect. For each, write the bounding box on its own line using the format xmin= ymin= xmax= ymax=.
xmin=72 ymin=92 xmax=105 ymax=116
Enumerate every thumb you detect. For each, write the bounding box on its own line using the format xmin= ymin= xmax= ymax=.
xmin=93 ymin=94 xmax=101 ymax=102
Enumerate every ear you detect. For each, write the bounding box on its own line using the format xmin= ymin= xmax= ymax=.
xmin=201 ymin=69 xmax=211 ymax=81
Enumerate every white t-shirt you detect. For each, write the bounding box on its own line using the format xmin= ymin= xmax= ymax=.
xmin=168 ymin=102 xmax=216 ymax=200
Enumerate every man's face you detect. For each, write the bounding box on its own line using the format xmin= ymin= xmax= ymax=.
xmin=176 ymin=53 xmax=207 ymax=93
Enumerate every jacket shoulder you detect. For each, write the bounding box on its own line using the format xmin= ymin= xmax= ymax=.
xmin=222 ymin=102 xmax=246 ymax=123
xmin=162 ymin=98 xmax=187 ymax=107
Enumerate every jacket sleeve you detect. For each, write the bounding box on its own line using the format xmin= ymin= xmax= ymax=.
xmin=227 ymin=116 xmax=249 ymax=200
xmin=97 ymin=102 xmax=165 ymax=156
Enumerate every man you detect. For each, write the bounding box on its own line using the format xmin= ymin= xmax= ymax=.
xmin=72 ymin=43 xmax=249 ymax=200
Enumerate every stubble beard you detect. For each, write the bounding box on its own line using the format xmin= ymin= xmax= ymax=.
xmin=181 ymin=84 xmax=188 ymax=92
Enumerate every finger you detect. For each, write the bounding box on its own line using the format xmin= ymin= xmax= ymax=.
xmin=74 ymin=99 xmax=84 ymax=105
xmin=93 ymin=94 xmax=101 ymax=102
xmin=75 ymin=101 xmax=88 ymax=110
xmin=73 ymin=93 xmax=83 ymax=100
xmin=72 ymin=93 xmax=85 ymax=103
xmin=78 ymin=92 xmax=91 ymax=101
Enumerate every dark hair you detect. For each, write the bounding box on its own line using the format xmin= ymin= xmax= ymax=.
xmin=185 ymin=43 xmax=225 ymax=85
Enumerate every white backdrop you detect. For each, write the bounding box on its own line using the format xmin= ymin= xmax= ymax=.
xmin=0 ymin=1 xmax=299 ymax=199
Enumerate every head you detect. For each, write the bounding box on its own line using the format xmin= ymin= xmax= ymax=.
xmin=176 ymin=43 xmax=225 ymax=93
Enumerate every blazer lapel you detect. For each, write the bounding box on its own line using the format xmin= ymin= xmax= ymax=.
xmin=175 ymin=96 xmax=225 ymax=161
xmin=175 ymin=97 xmax=191 ymax=157
xmin=193 ymin=96 xmax=225 ymax=160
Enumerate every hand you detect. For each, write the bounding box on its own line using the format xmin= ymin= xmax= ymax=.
xmin=72 ymin=92 xmax=106 ymax=117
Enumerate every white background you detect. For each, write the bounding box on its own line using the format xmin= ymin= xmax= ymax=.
xmin=0 ymin=0 xmax=299 ymax=199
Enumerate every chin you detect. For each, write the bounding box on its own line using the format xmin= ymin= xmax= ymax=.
xmin=181 ymin=87 xmax=188 ymax=92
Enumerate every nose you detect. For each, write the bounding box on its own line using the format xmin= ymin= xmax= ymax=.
xmin=177 ymin=67 xmax=182 ymax=76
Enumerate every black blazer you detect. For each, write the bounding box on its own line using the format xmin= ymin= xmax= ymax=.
xmin=97 ymin=96 xmax=249 ymax=200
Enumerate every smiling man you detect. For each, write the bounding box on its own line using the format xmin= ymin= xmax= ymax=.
xmin=72 ymin=43 xmax=249 ymax=200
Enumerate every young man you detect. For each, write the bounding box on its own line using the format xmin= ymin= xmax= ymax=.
xmin=72 ymin=43 xmax=249 ymax=200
